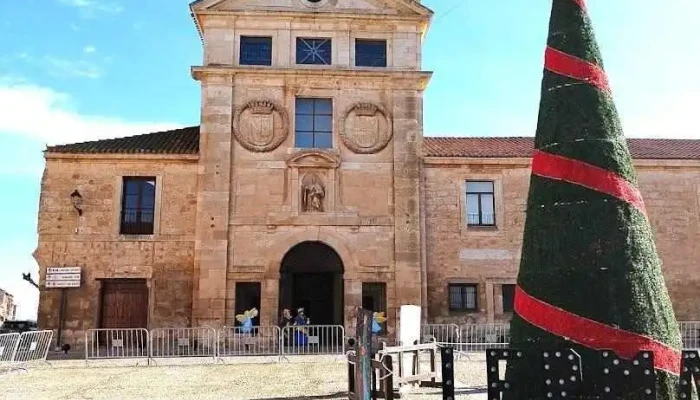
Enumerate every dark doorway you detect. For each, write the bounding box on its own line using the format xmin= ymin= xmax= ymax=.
xmin=235 ymin=282 xmax=261 ymax=327
xmin=279 ymin=241 xmax=344 ymax=326
xmin=100 ymin=279 xmax=149 ymax=329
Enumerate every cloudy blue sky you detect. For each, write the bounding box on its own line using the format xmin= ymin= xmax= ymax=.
xmin=1 ymin=0 xmax=699 ymax=320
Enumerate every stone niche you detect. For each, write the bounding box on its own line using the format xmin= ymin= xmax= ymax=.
xmin=286 ymin=150 xmax=340 ymax=215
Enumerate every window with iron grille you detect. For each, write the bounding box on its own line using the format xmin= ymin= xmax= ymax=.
xmin=296 ymin=38 xmax=332 ymax=65
xmin=502 ymin=284 xmax=516 ymax=313
xmin=355 ymin=39 xmax=387 ymax=67
xmin=240 ymin=36 xmax=272 ymax=66
xmin=449 ymin=284 xmax=478 ymax=312
xmin=295 ymin=97 xmax=333 ymax=148
xmin=466 ymin=181 xmax=496 ymax=226
xmin=362 ymin=282 xmax=387 ymax=333
xmin=120 ymin=177 xmax=156 ymax=235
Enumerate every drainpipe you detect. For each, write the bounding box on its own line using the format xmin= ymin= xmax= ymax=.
xmin=419 ymin=159 xmax=428 ymax=325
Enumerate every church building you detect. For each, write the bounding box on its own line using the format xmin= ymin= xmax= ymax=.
xmin=34 ymin=0 xmax=700 ymax=344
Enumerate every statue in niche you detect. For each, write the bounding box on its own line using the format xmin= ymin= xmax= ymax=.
xmin=301 ymin=174 xmax=325 ymax=212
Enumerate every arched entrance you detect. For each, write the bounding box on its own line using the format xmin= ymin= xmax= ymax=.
xmin=279 ymin=241 xmax=344 ymax=326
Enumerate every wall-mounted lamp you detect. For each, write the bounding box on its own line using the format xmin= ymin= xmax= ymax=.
xmin=70 ymin=190 xmax=83 ymax=216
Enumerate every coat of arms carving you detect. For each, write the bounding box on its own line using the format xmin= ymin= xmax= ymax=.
xmin=233 ymin=100 xmax=289 ymax=152
xmin=339 ymin=103 xmax=392 ymax=154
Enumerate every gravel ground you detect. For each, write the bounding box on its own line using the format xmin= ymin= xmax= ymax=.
xmin=0 ymin=353 xmax=487 ymax=400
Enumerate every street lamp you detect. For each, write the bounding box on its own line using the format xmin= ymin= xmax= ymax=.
xmin=70 ymin=190 xmax=83 ymax=216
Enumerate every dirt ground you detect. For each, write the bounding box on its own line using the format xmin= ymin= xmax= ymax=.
xmin=0 ymin=354 xmax=487 ymax=400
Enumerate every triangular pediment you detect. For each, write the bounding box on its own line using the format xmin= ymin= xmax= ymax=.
xmin=191 ymin=0 xmax=432 ymax=17
xmin=287 ymin=150 xmax=340 ymax=169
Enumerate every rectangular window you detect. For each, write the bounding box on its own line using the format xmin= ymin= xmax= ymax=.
xmin=120 ymin=177 xmax=156 ymax=235
xmin=449 ymin=284 xmax=478 ymax=312
xmin=296 ymin=38 xmax=332 ymax=65
xmin=295 ymin=97 xmax=333 ymax=148
xmin=362 ymin=282 xmax=387 ymax=333
xmin=235 ymin=282 xmax=261 ymax=327
xmin=355 ymin=39 xmax=387 ymax=67
xmin=466 ymin=181 xmax=495 ymax=226
xmin=240 ymin=36 xmax=272 ymax=66
xmin=502 ymin=284 xmax=516 ymax=313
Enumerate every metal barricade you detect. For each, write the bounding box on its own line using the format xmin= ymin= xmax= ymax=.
xmin=680 ymin=321 xmax=700 ymax=350
xmin=0 ymin=333 xmax=20 ymax=369
xmin=460 ymin=324 xmax=510 ymax=352
xmin=85 ymin=328 xmax=150 ymax=363
xmin=217 ymin=326 xmax=281 ymax=358
xmin=10 ymin=330 xmax=53 ymax=368
xmin=281 ymin=325 xmax=345 ymax=356
xmin=421 ymin=324 xmax=460 ymax=345
xmin=150 ymin=327 xmax=217 ymax=360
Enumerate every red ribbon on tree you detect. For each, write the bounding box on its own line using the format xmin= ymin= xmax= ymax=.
xmin=531 ymin=150 xmax=647 ymax=216
xmin=515 ymin=286 xmax=681 ymax=375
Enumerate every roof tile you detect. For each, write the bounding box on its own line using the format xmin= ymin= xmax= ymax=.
xmin=45 ymin=126 xmax=199 ymax=155
xmin=46 ymin=126 xmax=700 ymax=160
xmin=423 ymin=137 xmax=700 ymax=160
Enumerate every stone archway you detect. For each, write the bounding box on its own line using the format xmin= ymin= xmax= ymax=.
xmin=279 ymin=241 xmax=344 ymax=326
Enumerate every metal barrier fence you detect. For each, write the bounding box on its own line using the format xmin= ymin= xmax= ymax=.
xmin=150 ymin=327 xmax=217 ymax=360
xmin=460 ymin=324 xmax=510 ymax=351
xmin=0 ymin=333 xmax=20 ymax=368
xmin=10 ymin=330 xmax=53 ymax=367
xmin=218 ymin=326 xmax=281 ymax=358
xmin=680 ymin=321 xmax=700 ymax=350
xmin=85 ymin=328 xmax=150 ymax=363
xmin=281 ymin=325 xmax=345 ymax=355
xmin=421 ymin=324 xmax=460 ymax=345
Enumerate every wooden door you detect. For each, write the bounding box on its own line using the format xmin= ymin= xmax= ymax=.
xmin=100 ymin=279 xmax=149 ymax=329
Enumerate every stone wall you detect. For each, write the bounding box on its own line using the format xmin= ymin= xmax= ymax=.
xmin=191 ymin=4 xmax=431 ymax=334
xmin=424 ymin=157 xmax=700 ymax=324
xmin=35 ymin=154 xmax=198 ymax=344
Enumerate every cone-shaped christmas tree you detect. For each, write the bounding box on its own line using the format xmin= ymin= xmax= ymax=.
xmin=507 ymin=0 xmax=683 ymax=398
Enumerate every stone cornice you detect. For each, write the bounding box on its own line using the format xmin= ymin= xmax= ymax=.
xmin=44 ymin=153 xmax=200 ymax=162
xmin=196 ymin=9 xmax=431 ymax=21
xmin=423 ymin=157 xmax=533 ymax=167
xmin=192 ymin=66 xmax=432 ymax=89
xmin=423 ymin=157 xmax=700 ymax=169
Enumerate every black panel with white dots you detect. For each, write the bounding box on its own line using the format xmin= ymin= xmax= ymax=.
xmin=679 ymin=350 xmax=700 ymax=399
xmin=599 ymin=350 xmax=656 ymax=399
xmin=486 ymin=348 xmax=523 ymax=400
xmin=541 ymin=348 xmax=584 ymax=399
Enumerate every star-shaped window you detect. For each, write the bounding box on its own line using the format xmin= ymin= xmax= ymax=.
xmin=296 ymin=38 xmax=332 ymax=65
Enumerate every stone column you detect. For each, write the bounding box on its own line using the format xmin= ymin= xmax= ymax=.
xmin=192 ymin=74 xmax=234 ymax=328
xmin=392 ymin=90 xmax=424 ymax=328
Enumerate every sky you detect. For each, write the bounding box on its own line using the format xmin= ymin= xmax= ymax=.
xmin=0 ymin=0 xmax=699 ymax=321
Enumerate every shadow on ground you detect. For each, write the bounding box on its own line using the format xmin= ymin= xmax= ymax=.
xmin=250 ymin=392 xmax=347 ymax=400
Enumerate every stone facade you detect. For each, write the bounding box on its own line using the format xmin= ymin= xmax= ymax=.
xmin=35 ymin=154 xmax=198 ymax=342
xmin=0 ymin=288 xmax=16 ymax=323
xmin=33 ymin=1 xmax=700 ymax=345
xmin=424 ymin=157 xmax=700 ymax=325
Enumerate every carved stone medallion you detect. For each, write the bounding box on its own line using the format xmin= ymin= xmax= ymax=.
xmin=339 ymin=103 xmax=392 ymax=154
xmin=233 ymin=100 xmax=289 ymax=152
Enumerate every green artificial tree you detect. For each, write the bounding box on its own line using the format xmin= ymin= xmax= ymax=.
xmin=507 ymin=0 xmax=683 ymax=398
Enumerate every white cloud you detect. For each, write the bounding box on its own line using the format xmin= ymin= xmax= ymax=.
xmin=70 ymin=23 xmax=80 ymax=31
xmin=0 ymin=79 xmax=181 ymax=146
xmin=83 ymin=45 xmax=96 ymax=54
xmin=58 ymin=0 xmax=124 ymax=18
xmin=43 ymin=56 xmax=103 ymax=79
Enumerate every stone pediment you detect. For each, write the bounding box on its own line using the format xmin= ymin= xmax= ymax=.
xmin=286 ymin=150 xmax=340 ymax=169
xmin=190 ymin=0 xmax=432 ymax=17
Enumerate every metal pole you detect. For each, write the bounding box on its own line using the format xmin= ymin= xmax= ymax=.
xmin=56 ymin=288 xmax=66 ymax=349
